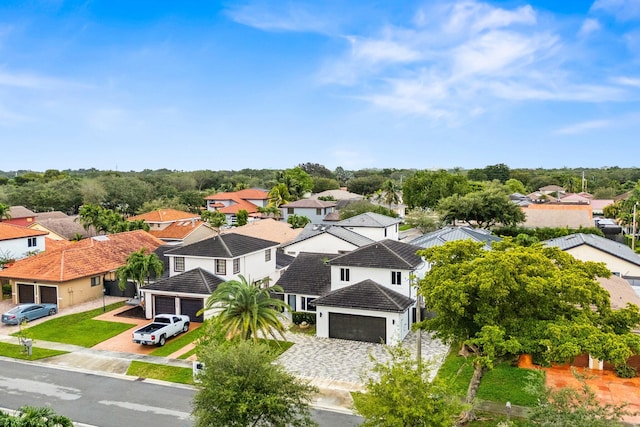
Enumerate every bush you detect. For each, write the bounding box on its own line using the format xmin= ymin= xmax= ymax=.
xmin=291 ymin=312 xmax=316 ymax=325
xmin=2 ymin=283 xmax=11 ymax=296
xmin=615 ymin=364 xmax=637 ymax=378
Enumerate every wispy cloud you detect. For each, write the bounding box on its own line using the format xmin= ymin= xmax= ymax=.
xmin=578 ymin=18 xmax=601 ymax=37
xmin=225 ymin=2 xmax=338 ymax=34
xmin=613 ymin=76 xmax=640 ymax=87
xmin=555 ymin=119 xmax=612 ymax=135
xmin=590 ymin=0 xmax=640 ymax=21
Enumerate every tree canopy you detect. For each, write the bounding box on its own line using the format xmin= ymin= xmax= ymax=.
xmin=402 ymin=170 xmax=470 ymax=210
xmin=116 ymin=248 xmax=163 ymax=296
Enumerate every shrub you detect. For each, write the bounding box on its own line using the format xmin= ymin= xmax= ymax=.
xmin=2 ymin=283 xmax=11 ymax=296
xmin=291 ymin=312 xmax=316 ymax=325
xmin=615 ymin=364 xmax=637 ymax=378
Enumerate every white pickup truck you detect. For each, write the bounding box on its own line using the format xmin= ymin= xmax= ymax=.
xmin=132 ymin=314 xmax=190 ymax=346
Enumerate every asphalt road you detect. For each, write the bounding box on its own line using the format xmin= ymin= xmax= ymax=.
xmin=0 ymin=358 xmax=362 ymax=426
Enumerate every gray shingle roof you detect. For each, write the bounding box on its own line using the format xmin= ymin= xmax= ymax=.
xmin=276 ymin=250 xmax=295 ymax=269
xmin=33 ymin=217 xmax=94 ymax=240
xmin=544 ymin=233 xmax=640 ymax=267
xmin=281 ymin=199 xmax=337 ymax=208
xmin=311 ymin=279 xmax=414 ymax=312
xmin=165 ymin=233 xmax=278 ymax=258
xmin=335 ymin=212 xmax=400 ymax=228
xmin=275 ymin=252 xmax=332 ymax=296
xmin=284 ymin=223 xmax=374 ymax=248
xmin=327 ymin=239 xmax=423 ymax=269
xmin=410 ymin=226 xmax=502 ymax=250
xmin=144 ymin=267 xmax=224 ymax=294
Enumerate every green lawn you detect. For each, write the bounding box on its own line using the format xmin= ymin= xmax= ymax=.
xmin=0 ymin=341 xmax=68 ymax=360
xmin=436 ymin=345 xmax=544 ymax=407
xmin=12 ymin=302 xmax=135 ymax=347
xmin=150 ymin=327 xmax=203 ymax=357
xmin=127 ymin=360 xmax=195 ymax=385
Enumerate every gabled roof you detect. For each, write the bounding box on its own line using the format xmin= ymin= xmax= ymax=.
xmin=149 ymin=220 xmax=209 ymax=240
xmin=219 ymin=198 xmax=262 ymax=214
xmin=165 ymin=233 xmax=278 ymax=258
xmin=284 ymin=223 xmax=374 ymax=248
xmin=540 ymin=185 xmax=565 ymax=192
xmin=31 ymin=217 xmax=93 ymax=240
xmin=335 ymin=212 xmax=400 ymax=228
xmin=143 ymin=267 xmax=224 ymax=295
xmin=310 ymin=189 xmax=363 ymax=201
xmin=204 ymin=188 xmax=269 ymax=201
xmin=311 ymin=279 xmax=414 ymax=312
xmin=410 ymin=226 xmax=502 ymax=250
xmin=0 ymin=222 xmax=48 ymax=241
xmin=280 ymin=199 xmax=336 ymax=208
xmin=34 ymin=211 xmax=69 ymax=220
xmin=0 ymin=230 xmax=166 ymax=282
xmin=128 ymin=209 xmax=200 ymax=223
xmin=221 ymin=218 xmax=302 ymax=244
xmin=7 ymin=206 xmax=36 ymax=219
xmin=276 ymin=250 xmax=295 ymax=270
xmin=327 ymin=239 xmax=423 ymax=269
xmin=275 ymin=252 xmax=332 ymax=296
xmin=544 ymin=233 xmax=640 ymax=267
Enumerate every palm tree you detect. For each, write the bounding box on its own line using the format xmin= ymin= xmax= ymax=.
xmin=377 ymin=179 xmax=401 ymax=209
xmin=116 ymin=248 xmax=164 ymax=299
xmin=201 ymin=275 xmax=290 ymax=342
xmin=201 ymin=210 xmax=227 ymax=235
xmin=257 ymin=205 xmax=282 ymax=220
xmin=268 ymin=183 xmax=291 ymax=207
xmin=0 ymin=203 xmax=11 ymax=221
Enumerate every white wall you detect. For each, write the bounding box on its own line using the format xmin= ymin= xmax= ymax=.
xmin=0 ymin=235 xmax=46 ymax=260
xmin=567 ymin=246 xmax=640 ymax=277
xmin=330 ymin=265 xmax=420 ymax=298
xmin=315 ymin=306 xmax=410 ymax=346
xmin=140 ymin=289 xmax=207 ymax=320
xmin=341 ymin=224 xmax=398 ymax=241
xmin=282 ymin=234 xmax=358 ymax=256
xmin=282 ymin=207 xmax=333 ymax=225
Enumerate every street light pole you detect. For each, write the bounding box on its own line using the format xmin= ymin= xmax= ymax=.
xmin=102 ymin=286 xmax=106 ymax=312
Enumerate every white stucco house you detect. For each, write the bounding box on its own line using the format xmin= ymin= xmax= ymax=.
xmin=280 ymin=199 xmax=337 ymax=224
xmin=0 ymin=222 xmax=48 ymax=262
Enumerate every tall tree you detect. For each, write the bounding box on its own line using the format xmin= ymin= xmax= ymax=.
xmin=192 ymin=340 xmax=318 ymax=427
xmin=201 ymin=210 xmax=228 ymax=234
xmin=416 ymin=240 xmax=640 ymax=424
xmin=375 ymin=179 xmax=401 ymax=209
xmin=201 ymin=275 xmax=290 ymax=342
xmin=116 ymin=248 xmax=164 ymax=298
xmin=267 ymin=183 xmax=291 ymax=207
xmin=402 ymin=170 xmax=470 ymax=210
xmin=278 ymin=167 xmax=313 ymax=200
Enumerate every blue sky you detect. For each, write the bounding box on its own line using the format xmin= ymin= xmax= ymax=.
xmin=0 ymin=0 xmax=639 ymax=172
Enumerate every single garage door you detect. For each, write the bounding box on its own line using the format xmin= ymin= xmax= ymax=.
xmin=180 ymin=298 xmax=204 ymax=323
xmin=39 ymin=286 xmax=58 ymax=305
xmin=154 ymin=296 xmax=176 ymax=315
xmin=329 ymin=313 xmax=387 ymax=344
xmin=18 ymin=284 xmax=35 ymax=304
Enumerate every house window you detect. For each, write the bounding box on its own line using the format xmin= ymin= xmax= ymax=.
xmin=287 ymin=208 xmax=294 ymax=214
xmin=265 ymin=249 xmax=271 ymax=262
xmin=27 ymin=237 xmax=37 ymax=247
xmin=174 ymin=257 xmax=185 ymax=272
xmin=91 ymin=276 xmax=101 ymax=287
xmin=316 ymin=208 xmax=322 ymax=215
xmin=391 ymin=271 xmax=401 ymax=285
xmin=384 ymin=228 xmax=387 ymax=237
xmin=340 ymin=268 xmax=350 ymax=282
xmin=301 ymin=297 xmax=316 ymax=312
xmin=287 ymin=295 xmax=297 ymax=311
xmin=233 ymin=258 xmax=240 ymax=274
xmin=215 ymin=259 xmax=226 ymax=275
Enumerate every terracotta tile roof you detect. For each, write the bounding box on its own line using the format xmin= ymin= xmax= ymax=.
xmin=128 ymin=209 xmax=200 ymax=223
xmin=218 ymin=198 xmax=261 ymax=214
xmin=222 ymin=219 xmax=303 ymax=244
xmin=149 ymin=220 xmax=209 ymax=239
xmin=204 ymin=188 xmax=269 ymax=201
xmin=0 ymin=230 xmax=166 ymax=282
xmin=0 ymin=223 xmax=48 ymax=241
xmin=44 ymin=238 xmax=73 ymax=251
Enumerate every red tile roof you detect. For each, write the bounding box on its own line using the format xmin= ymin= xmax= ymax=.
xmin=0 ymin=222 xmax=48 ymax=241
xmin=149 ymin=220 xmax=209 ymax=239
xmin=128 ymin=209 xmax=200 ymax=223
xmin=218 ymin=198 xmax=261 ymax=214
xmin=204 ymin=189 xmax=269 ymax=201
xmin=0 ymin=230 xmax=165 ymax=282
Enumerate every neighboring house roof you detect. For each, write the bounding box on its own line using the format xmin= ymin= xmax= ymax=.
xmin=323 ymin=211 xmax=340 ymax=222
xmin=0 ymin=222 xmax=48 ymax=241
xmin=34 ymin=211 xmax=69 ymax=220
xmin=7 ymin=206 xmax=36 ymax=219
xmin=143 ymin=267 xmax=224 ymax=295
xmin=0 ymin=230 xmax=166 ymax=282
xmin=149 ymin=220 xmax=210 ymax=240
xmin=409 ymin=226 xmax=502 ymax=250
xmin=276 ymin=250 xmax=295 ymax=270
xmin=204 ymin=188 xmax=269 ymax=201
xmin=521 ymin=204 xmax=593 ymax=229
xmin=285 ymin=223 xmax=375 ymax=248
xmin=221 ymin=219 xmax=303 ymax=244
xmin=311 ymin=279 xmax=414 ymax=312
xmin=31 ymin=217 xmax=93 ymax=240
xmin=335 ymin=212 xmax=401 ymax=228
xmin=310 ymin=189 xmax=363 ymax=200
xmin=591 ymin=199 xmax=614 ymax=213
xmin=281 ymin=199 xmax=337 ymax=208
xmin=560 ymin=193 xmax=591 ymax=204
xmin=128 ymin=209 xmax=199 ymax=223
xmin=328 ymin=239 xmax=423 ymax=269
xmin=165 ymin=233 xmax=278 ymax=258
xmin=539 ymin=185 xmax=565 ymax=193
xmin=276 ymin=252 xmax=332 ymax=296
xmin=544 ymin=233 xmax=640 ymax=267
xmin=220 ymin=198 xmax=261 ymax=215
xmin=597 ymin=275 xmax=640 ymax=310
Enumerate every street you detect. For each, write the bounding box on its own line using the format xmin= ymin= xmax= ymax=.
xmin=0 ymin=358 xmax=362 ymax=426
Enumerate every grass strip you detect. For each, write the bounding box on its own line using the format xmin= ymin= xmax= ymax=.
xmin=150 ymin=328 xmax=203 ymax=357
xmin=127 ymin=360 xmax=195 ymax=385
xmin=0 ymin=341 xmax=68 ymax=360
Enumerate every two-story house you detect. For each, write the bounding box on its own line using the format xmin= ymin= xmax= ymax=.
xmin=280 ymin=199 xmax=337 ymax=224
xmin=128 ymin=208 xmax=215 ymax=246
xmin=0 ymin=222 xmax=48 ymax=262
xmin=334 ymin=212 xmax=401 ymax=241
xmin=204 ymin=189 xmax=269 ymax=225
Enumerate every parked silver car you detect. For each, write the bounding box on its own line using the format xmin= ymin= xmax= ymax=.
xmin=1 ymin=303 xmax=58 ymax=325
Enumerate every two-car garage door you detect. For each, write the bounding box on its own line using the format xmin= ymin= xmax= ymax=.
xmin=153 ymin=295 xmax=204 ymax=323
xmin=329 ymin=313 xmax=386 ymax=344
xmin=17 ymin=284 xmax=58 ymax=305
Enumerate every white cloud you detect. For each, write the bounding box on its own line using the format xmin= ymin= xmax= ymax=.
xmin=348 ymin=36 xmax=422 ymax=64
xmin=0 ymin=104 xmax=29 ymax=125
xmin=0 ymin=70 xmax=60 ymax=89
xmin=613 ymin=76 xmax=640 ymax=87
xmin=578 ymin=18 xmax=601 ymax=37
xmin=590 ymin=0 xmax=640 ymax=21
xmin=555 ymin=119 xmax=611 ymax=135
xmin=443 ymin=1 xmax=536 ymax=34
xmin=225 ymin=2 xmax=337 ymax=34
